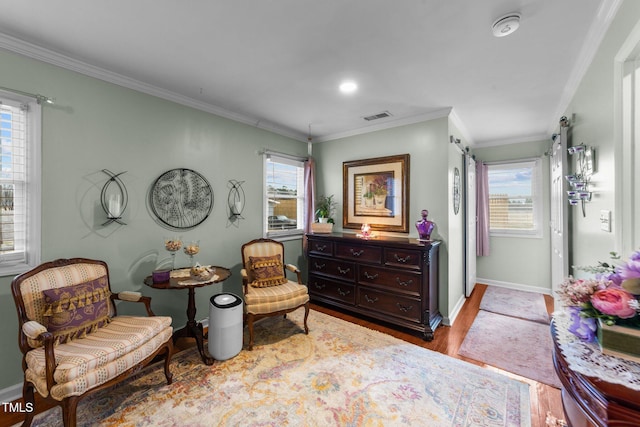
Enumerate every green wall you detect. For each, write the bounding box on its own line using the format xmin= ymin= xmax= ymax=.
xmin=0 ymin=49 xmax=307 ymax=390
xmin=472 ymin=140 xmax=552 ymax=292
xmin=562 ymin=0 xmax=640 ymax=269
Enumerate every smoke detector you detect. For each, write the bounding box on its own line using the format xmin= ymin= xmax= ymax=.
xmin=492 ymin=13 xmax=521 ymax=37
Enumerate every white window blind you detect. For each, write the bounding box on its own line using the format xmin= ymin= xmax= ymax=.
xmin=264 ymin=153 xmax=305 ymax=239
xmin=0 ymin=92 xmax=41 ymax=275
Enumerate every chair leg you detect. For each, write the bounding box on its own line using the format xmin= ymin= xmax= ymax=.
xmin=62 ymin=396 xmax=80 ymax=427
xmin=21 ymin=382 xmax=35 ymax=427
xmin=163 ymin=344 xmax=173 ymax=385
xmin=303 ymin=302 xmax=310 ymax=335
xmin=247 ymin=314 xmax=255 ymax=351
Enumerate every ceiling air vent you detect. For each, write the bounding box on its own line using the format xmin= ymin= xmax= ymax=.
xmin=363 ymin=111 xmax=392 ymax=121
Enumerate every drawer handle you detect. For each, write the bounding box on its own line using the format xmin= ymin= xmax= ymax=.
xmin=314 ymin=262 xmax=326 ymax=270
xmin=349 ymin=248 xmax=364 ymax=257
xmin=337 ymin=266 xmax=351 ymax=275
xmin=315 ymin=244 xmax=327 ymax=252
xmin=313 ymin=283 xmax=326 ymax=290
xmin=364 ymin=295 xmax=378 ymax=303
xmin=394 ymin=254 xmax=411 ymax=263
xmin=397 ymin=303 xmax=413 ymax=312
xmin=395 ymin=277 xmax=413 ymax=287
xmin=364 ymin=271 xmax=379 ymax=280
xmin=337 ymin=288 xmax=351 ymax=296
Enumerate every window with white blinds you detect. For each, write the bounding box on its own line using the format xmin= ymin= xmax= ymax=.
xmin=0 ymin=92 xmax=41 ymax=275
xmin=487 ymin=159 xmax=543 ymax=238
xmin=264 ymin=153 xmax=305 ymax=239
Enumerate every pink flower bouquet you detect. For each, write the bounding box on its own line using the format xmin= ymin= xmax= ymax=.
xmin=557 ymin=250 xmax=640 ymax=341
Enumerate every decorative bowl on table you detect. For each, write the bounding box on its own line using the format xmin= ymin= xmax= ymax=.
xmin=190 ymin=264 xmax=214 ymax=281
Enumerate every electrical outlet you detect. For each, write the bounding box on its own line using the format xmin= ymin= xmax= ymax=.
xmin=600 ymin=210 xmax=611 ymax=232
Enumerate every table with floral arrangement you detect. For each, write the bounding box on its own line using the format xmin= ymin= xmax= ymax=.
xmin=551 ymin=250 xmax=640 ymax=426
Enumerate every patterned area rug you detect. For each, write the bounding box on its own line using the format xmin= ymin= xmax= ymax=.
xmin=27 ymin=310 xmax=531 ymax=427
xmin=458 ymin=310 xmax=561 ymax=388
xmin=479 ymin=286 xmax=549 ymax=324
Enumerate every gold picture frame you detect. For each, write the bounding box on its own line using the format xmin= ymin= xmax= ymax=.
xmin=342 ymin=154 xmax=410 ymax=233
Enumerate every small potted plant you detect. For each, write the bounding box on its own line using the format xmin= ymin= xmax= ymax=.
xmin=315 ymin=194 xmax=336 ymax=224
xmin=312 ymin=194 xmax=336 ymax=233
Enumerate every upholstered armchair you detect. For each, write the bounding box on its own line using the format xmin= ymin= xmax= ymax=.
xmin=241 ymin=238 xmax=309 ymax=350
xmin=11 ymin=258 xmax=174 ymax=427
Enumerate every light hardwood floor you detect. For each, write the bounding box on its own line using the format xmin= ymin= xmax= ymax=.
xmin=0 ymin=283 xmax=563 ymax=427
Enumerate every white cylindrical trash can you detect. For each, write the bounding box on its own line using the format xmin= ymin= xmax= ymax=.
xmin=208 ymin=293 xmax=243 ymax=360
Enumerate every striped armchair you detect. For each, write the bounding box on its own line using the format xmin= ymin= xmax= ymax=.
xmin=11 ymin=258 xmax=174 ymax=427
xmin=241 ymin=239 xmax=309 ymax=350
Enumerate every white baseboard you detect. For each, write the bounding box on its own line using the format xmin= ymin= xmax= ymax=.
xmin=476 ymin=278 xmax=553 ymax=296
xmin=0 ymin=382 xmax=22 ymax=403
xmin=200 ymin=317 xmax=209 ymax=330
xmin=443 ymin=294 xmax=466 ymax=326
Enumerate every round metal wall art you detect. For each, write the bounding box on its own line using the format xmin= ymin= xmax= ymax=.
xmin=150 ymin=168 xmax=213 ymax=229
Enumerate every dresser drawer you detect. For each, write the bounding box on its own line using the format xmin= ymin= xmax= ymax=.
xmin=335 ymin=243 xmax=382 ymax=264
xmin=308 ymin=239 xmax=334 ymax=256
xmin=309 ymin=256 xmax=355 ymax=281
xmin=357 ymin=266 xmax=421 ymax=295
xmin=357 ymin=287 xmax=421 ymax=323
xmin=384 ymin=248 xmax=422 ymax=270
xmin=308 ymin=275 xmax=355 ymax=305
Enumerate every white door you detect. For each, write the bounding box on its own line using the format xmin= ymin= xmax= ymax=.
xmin=465 ymin=155 xmax=477 ymax=297
xmin=550 ymin=126 xmax=569 ymax=294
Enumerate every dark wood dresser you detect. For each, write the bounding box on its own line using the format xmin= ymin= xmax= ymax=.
xmin=306 ymin=233 xmax=441 ymax=340
xmin=551 ymin=320 xmax=640 ymax=426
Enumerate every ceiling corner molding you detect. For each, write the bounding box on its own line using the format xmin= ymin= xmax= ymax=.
xmin=315 ymin=107 xmax=453 ymax=142
xmin=547 ymin=0 xmax=623 ymax=135
xmin=0 ymin=32 xmax=307 ymax=143
xmin=448 ymin=108 xmax=474 ymax=146
xmin=473 ymin=133 xmax=549 ymax=148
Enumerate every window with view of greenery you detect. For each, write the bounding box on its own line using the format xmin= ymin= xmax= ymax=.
xmin=264 ymin=154 xmax=305 ymax=238
xmin=0 ymin=92 xmax=41 ymax=275
xmin=487 ymin=159 xmax=542 ymax=238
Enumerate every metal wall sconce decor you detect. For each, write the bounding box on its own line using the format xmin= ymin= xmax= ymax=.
xmin=565 ymin=143 xmax=595 ymax=217
xmin=228 ymin=180 xmax=245 ymax=221
xmin=100 ymin=169 xmax=128 ymax=225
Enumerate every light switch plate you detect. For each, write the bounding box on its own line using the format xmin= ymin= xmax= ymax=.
xmin=600 ymin=210 xmax=611 ymax=232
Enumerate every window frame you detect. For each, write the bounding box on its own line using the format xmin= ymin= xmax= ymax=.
xmin=487 ymin=158 xmax=543 ymax=239
xmin=0 ymin=90 xmax=41 ymax=276
xmin=263 ymin=153 xmax=305 ymax=241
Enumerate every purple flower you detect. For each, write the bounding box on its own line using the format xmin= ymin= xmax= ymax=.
xmin=603 ymin=271 xmax=623 ymax=287
xmin=567 ymin=306 xmax=597 ymax=342
xmin=618 ymin=250 xmax=640 ymax=295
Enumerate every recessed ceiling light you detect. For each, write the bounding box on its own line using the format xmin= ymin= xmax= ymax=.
xmin=492 ymin=13 xmax=521 ymax=37
xmin=339 ymin=81 xmax=358 ymax=94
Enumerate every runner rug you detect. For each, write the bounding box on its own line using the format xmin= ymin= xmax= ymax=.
xmin=26 ymin=310 xmax=531 ymax=427
xmin=479 ymin=286 xmax=550 ymax=324
xmin=458 ymin=310 xmax=561 ymax=388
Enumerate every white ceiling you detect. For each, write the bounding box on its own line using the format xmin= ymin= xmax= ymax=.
xmin=0 ymin=0 xmax=620 ymax=145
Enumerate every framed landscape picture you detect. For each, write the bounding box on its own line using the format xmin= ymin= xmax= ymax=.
xmin=342 ymin=154 xmax=410 ymax=233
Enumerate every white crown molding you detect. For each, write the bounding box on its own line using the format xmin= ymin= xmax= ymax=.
xmin=472 ymin=133 xmax=549 ymax=149
xmin=448 ymin=108 xmax=474 ymax=146
xmin=546 ymin=0 xmax=623 ymax=136
xmin=315 ymin=107 xmax=453 ymax=142
xmin=0 ymin=32 xmax=308 ymax=143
